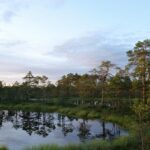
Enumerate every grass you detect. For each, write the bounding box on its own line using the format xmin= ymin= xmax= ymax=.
xmin=0 ymin=103 xmax=59 ymax=112
xmin=0 ymin=102 xmax=138 ymax=132
xmin=24 ymin=135 xmax=138 ymax=150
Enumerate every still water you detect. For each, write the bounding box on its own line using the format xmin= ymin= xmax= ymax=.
xmin=0 ymin=110 xmax=128 ymax=150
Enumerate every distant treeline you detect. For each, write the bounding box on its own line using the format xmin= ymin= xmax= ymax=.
xmin=0 ymin=39 xmax=150 ymax=110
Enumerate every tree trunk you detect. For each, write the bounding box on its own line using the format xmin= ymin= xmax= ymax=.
xmin=141 ymin=51 xmax=147 ymax=104
xmin=101 ymin=86 xmax=104 ymax=105
xmin=139 ymin=112 xmax=145 ymax=150
xmin=142 ymin=75 xmax=146 ymax=104
xmin=102 ymin=121 xmax=106 ymax=138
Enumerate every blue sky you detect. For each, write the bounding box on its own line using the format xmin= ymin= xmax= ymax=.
xmin=0 ymin=0 xmax=150 ymax=84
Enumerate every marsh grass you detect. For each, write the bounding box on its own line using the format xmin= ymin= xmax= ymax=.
xmin=24 ymin=135 xmax=138 ymax=150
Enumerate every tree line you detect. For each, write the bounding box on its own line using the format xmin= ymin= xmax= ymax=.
xmin=0 ymin=39 xmax=149 ymax=110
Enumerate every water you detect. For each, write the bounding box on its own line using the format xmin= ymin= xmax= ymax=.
xmin=0 ymin=110 xmax=128 ymax=150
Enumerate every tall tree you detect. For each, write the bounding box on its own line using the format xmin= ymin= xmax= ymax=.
xmin=91 ymin=61 xmax=115 ymax=105
xmin=23 ymin=71 xmax=35 ymax=87
xmin=127 ymin=39 xmax=150 ymax=104
xmin=109 ymin=68 xmax=132 ymax=110
xmin=76 ymin=74 xmax=96 ymax=105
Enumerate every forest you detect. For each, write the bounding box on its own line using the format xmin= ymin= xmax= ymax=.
xmin=0 ymin=39 xmax=150 ymax=150
xmin=0 ymin=40 xmax=149 ymax=107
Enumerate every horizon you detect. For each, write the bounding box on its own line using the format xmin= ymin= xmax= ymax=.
xmin=0 ymin=0 xmax=150 ymax=84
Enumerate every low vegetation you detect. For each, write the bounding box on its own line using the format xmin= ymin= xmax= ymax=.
xmin=24 ymin=135 xmax=138 ymax=150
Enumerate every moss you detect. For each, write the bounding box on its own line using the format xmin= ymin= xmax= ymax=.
xmin=87 ymin=111 xmax=100 ymax=118
xmin=76 ymin=110 xmax=88 ymax=118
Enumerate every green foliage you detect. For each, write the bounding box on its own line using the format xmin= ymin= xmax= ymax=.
xmin=0 ymin=146 xmax=8 ymax=150
xmin=87 ymin=111 xmax=100 ymax=118
xmin=133 ymin=102 xmax=150 ymax=120
xmin=76 ymin=110 xmax=88 ymax=118
xmin=127 ymin=39 xmax=150 ymax=103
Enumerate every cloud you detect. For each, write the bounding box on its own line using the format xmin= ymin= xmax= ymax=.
xmin=0 ymin=0 xmax=66 ymax=23
xmin=2 ymin=10 xmax=16 ymax=22
xmin=0 ymin=0 xmax=21 ymax=23
xmin=0 ymin=38 xmax=68 ymax=83
xmin=0 ymin=39 xmax=26 ymax=48
xmin=51 ymin=32 xmax=137 ymax=70
xmin=52 ymin=0 xmax=66 ymax=6
xmin=0 ymin=30 xmax=147 ymax=84
xmin=48 ymin=30 xmax=150 ymax=79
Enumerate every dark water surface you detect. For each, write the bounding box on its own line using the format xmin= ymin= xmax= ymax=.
xmin=0 ymin=110 xmax=128 ymax=150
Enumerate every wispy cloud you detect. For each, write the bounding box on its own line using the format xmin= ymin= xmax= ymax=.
xmin=51 ymin=32 xmax=139 ymax=69
xmin=0 ymin=0 xmax=21 ymax=22
xmin=0 ymin=0 xmax=66 ymax=23
xmin=0 ymin=39 xmax=26 ymax=48
xmin=2 ymin=10 xmax=16 ymax=22
xmin=0 ymin=29 xmax=147 ymax=84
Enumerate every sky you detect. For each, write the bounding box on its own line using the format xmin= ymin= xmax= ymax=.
xmin=0 ymin=0 xmax=150 ymax=84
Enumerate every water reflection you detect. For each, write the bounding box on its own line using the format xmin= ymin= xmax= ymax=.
xmin=0 ymin=110 xmax=125 ymax=139
xmin=0 ymin=110 xmax=128 ymax=150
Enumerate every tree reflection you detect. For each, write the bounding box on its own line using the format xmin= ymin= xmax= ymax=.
xmin=57 ymin=114 xmax=74 ymax=136
xmin=78 ymin=120 xmax=91 ymax=141
xmin=96 ymin=121 xmax=122 ymax=140
xmin=0 ymin=111 xmax=4 ymax=128
xmin=0 ymin=110 xmax=124 ymax=141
